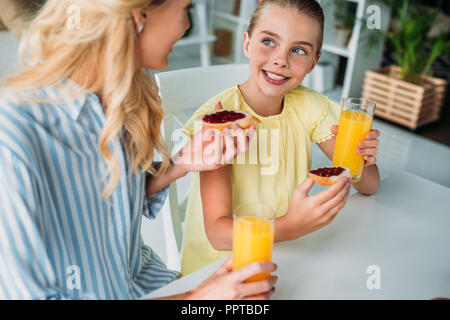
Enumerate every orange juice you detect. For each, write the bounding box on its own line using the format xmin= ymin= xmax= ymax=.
xmin=332 ymin=110 xmax=373 ymax=180
xmin=232 ymin=216 xmax=274 ymax=282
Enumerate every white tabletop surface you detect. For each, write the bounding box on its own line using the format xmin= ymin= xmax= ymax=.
xmin=143 ymin=170 xmax=450 ymax=300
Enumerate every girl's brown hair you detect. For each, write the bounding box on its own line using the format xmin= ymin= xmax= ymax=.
xmin=248 ymin=0 xmax=325 ymax=55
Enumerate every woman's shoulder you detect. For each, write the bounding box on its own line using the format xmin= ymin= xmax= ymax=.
xmin=0 ymin=87 xmax=38 ymax=119
xmin=0 ymin=85 xmax=49 ymax=108
xmin=0 ymin=86 xmax=60 ymax=158
xmin=0 ymin=86 xmax=56 ymax=128
xmin=0 ymin=88 xmax=41 ymax=167
xmin=0 ymin=82 xmax=84 ymax=121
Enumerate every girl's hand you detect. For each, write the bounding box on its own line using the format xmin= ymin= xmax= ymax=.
xmin=188 ymin=257 xmax=277 ymax=300
xmin=331 ymin=125 xmax=380 ymax=167
xmin=280 ymin=177 xmax=351 ymax=240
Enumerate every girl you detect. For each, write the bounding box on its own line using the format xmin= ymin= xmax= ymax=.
xmin=180 ymin=0 xmax=380 ymax=275
xmin=0 ymin=0 xmax=277 ymax=300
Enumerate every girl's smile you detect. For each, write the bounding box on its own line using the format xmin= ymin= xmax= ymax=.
xmin=261 ymin=69 xmax=292 ymax=85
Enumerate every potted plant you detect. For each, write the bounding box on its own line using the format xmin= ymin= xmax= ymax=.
xmin=362 ymin=0 xmax=450 ymax=129
xmin=334 ymin=0 xmax=356 ymax=47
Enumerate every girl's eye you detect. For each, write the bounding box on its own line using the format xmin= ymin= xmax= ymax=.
xmin=263 ymin=39 xmax=275 ymax=47
xmin=292 ymin=47 xmax=307 ymax=55
xmin=186 ymin=3 xmax=194 ymax=11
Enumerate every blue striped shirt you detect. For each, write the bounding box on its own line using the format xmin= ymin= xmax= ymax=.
xmin=0 ymin=80 xmax=179 ymax=299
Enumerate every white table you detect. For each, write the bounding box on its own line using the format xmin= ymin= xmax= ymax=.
xmin=143 ymin=170 xmax=450 ymax=300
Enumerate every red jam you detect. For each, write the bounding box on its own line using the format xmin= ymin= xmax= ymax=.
xmin=309 ymin=167 xmax=345 ymax=177
xmin=203 ymin=111 xmax=246 ymax=124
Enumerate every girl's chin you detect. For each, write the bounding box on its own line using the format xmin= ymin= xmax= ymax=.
xmin=258 ymin=81 xmax=293 ymax=98
xmin=257 ymin=72 xmax=299 ymax=97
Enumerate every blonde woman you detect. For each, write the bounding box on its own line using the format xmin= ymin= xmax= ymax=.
xmin=0 ymin=0 xmax=276 ymax=300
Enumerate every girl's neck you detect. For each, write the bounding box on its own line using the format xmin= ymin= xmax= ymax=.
xmin=239 ymin=79 xmax=285 ymax=117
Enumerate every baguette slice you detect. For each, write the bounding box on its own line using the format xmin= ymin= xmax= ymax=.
xmin=308 ymin=166 xmax=351 ymax=186
xmin=198 ymin=109 xmax=260 ymax=131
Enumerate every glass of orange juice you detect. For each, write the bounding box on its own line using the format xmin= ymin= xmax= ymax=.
xmin=232 ymin=203 xmax=275 ymax=282
xmin=332 ymin=98 xmax=376 ymax=181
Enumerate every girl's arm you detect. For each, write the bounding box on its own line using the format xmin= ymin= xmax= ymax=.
xmin=199 ymin=164 xmax=326 ymax=250
xmin=200 ymin=165 xmax=234 ymax=251
xmin=317 ymin=128 xmax=380 ymax=195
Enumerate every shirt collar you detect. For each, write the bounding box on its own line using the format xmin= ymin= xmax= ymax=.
xmin=52 ymin=78 xmax=98 ymax=121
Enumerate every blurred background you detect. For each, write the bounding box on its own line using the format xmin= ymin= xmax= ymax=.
xmin=0 ymin=0 xmax=449 ymax=145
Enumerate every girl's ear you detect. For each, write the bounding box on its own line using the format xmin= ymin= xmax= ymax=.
xmin=243 ymin=31 xmax=251 ymax=59
xmin=308 ymin=52 xmax=321 ymax=73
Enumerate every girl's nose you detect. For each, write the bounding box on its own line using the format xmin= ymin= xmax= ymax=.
xmin=272 ymin=52 xmax=289 ymax=68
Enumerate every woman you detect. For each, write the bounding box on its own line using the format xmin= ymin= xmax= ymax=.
xmin=0 ymin=0 xmax=276 ymax=300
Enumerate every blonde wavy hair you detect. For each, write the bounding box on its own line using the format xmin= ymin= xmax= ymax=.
xmin=3 ymin=0 xmax=171 ymax=198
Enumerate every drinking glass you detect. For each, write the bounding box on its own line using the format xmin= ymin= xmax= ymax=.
xmin=232 ymin=203 xmax=275 ymax=282
xmin=332 ymin=98 xmax=376 ymax=181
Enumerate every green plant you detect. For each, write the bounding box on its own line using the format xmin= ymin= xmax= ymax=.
xmin=331 ymin=0 xmax=380 ymax=51
xmin=384 ymin=0 xmax=450 ymax=84
xmin=334 ymin=0 xmax=356 ymax=29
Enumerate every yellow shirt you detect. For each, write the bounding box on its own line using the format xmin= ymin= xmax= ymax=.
xmin=180 ymin=85 xmax=341 ymax=276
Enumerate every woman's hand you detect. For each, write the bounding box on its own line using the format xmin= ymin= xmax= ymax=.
xmin=277 ymin=177 xmax=351 ymax=241
xmin=146 ymin=104 xmax=256 ymax=195
xmin=188 ymin=257 xmax=277 ymax=300
xmin=331 ymin=125 xmax=380 ymax=166
xmin=173 ymin=103 xmax=256 ymax=175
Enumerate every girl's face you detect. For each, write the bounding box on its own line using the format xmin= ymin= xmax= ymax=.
xmin=134 ymin=0 xmax=192 ymax=70
xmin=243 ymin=6 xmax=321 ymax=98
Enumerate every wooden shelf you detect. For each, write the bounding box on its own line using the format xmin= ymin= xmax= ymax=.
xmin=319 ymin=0 xmax=390 ymax=99
xmin=211 ymin=0 xmax=255 ymax=64
xmin=172 ymin=0 xmax=214 ymax=67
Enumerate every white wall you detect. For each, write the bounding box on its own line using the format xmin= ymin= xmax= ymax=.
xmin=0 ymin=31 xmax=21 ymax=84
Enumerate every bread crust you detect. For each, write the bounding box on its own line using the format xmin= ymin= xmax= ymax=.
xmin=308 ymin=173 xmax=336 ymax=186
xmin=308 ymin=166 xmax=351 ymax=186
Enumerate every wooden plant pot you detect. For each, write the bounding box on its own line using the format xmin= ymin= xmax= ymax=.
xmin=362 ymin=65 xmax=447 ymax=130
